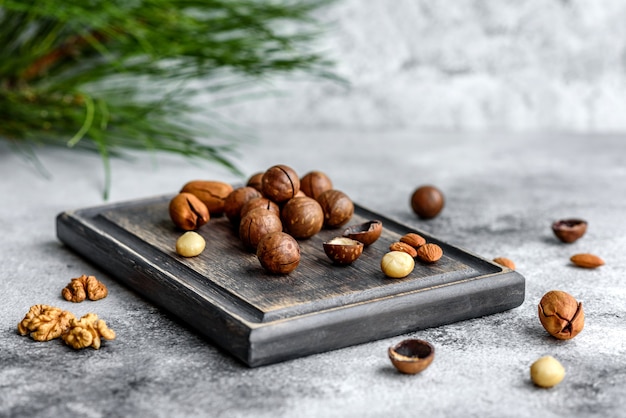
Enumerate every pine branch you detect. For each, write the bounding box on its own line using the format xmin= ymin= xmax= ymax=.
xmin=0 ymin=0 xmax=338 ymax=198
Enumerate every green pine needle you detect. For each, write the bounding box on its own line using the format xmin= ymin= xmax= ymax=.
xmin=0 ymin=0 xmax=338 ymax=198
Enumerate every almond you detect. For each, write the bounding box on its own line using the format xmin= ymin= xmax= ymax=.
xmin=389 ymin=242 xmax=417 ymax=258
xmin=570 ymin=253 xmax=604 ymax=269
xmin=493 ymin=257 xmax=516 ymax=270
xmin=415 ymin=243 xmax=443 ymax=263
xmin=400 ymin=233 xmax=426 ymax=248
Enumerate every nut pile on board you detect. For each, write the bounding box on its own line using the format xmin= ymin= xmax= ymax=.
xmin=169 ymin=165 xmax=371 ymax=274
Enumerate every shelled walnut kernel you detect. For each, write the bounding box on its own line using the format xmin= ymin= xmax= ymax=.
xmin=62 ymin=313 xmax=116 ymax=350
xmin=62 ymin=274 xmax=108 ymax=302
xmin=17 ymin=305 xmax=75 ymax=341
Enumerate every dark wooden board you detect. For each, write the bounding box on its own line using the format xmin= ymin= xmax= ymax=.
xmin=56 ymin=195 xmax=525 ymax=367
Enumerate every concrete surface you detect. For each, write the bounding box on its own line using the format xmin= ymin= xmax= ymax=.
xmin=218 ymin=1 xmax=626 ymax=132
xmin=1 ymin=130 xmax=625 ymax=417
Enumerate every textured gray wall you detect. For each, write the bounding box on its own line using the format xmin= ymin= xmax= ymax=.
xmin=221 ymin=0 xmax=626 ymax=132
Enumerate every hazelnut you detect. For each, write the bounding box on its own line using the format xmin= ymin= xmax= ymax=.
xmin=530 ymin=356 xmax=565 ymax=388
xmin=281 ymin=196 xmax=324 ymax=239
xmin=538 ymin=290 xmax=584 ymax=340
xmin=239 ymin=208 xmax=283 ymax=250
xmin=323 ymin=237 xmax=364 ymax=265
xmin=246 ymin=172 xmax=264 ymax=192
xmin=262 ymin=164 xmax=300 ymax=203
xmin=256 ymin=232 xmax=300 ymax=274
xmin=180 ymin=180 xmax=233 ymax=216
xmin=169 ymin=192 xmax=210 ymax=231
xmin=411 ymin=185 xmax=444 ymax=219
xmin=240 ymin=197 xmax=280 ymax=219
xmin=381 ymin=251 xmax=415 ymax=278
xmin=552 ymin=218 xmax=587 ymax=243
xmin=300 ymin=171 xmax=333 ymax=200
xmin=223 ymin=186 xmax=263 ymax=226
xmin=388 ymin=339 xmax=435 ymax=375
xmin=316 ymin=189 xmax=354 ymax=228
xmin=342 ymin=220 xmax=383 ymax=246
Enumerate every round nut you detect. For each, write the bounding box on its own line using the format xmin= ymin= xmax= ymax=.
xmin=281 ymin=196 xmax=324 ymax=239
xmin=323 ymin=237 xmax=364 ymax=265
xmin=552 ymin=219 xmax=587 ymax=243
xmin=342 ymin=220 xmax=383 ymax=246
xmin=381 ymin=251 xmax=415 ymax=278
xmin=256 ymin=231 xmax=300 ymax=274
xmin=175 ymin=231 xmax=206 ymax=257
xmin=223 ymin=186 xmax=263 ymax=226
xmin=239 ymin=208 xmax=283 ymax=250
xmin=300 ymin=171 xmax=333 ymax=200
xmin=316 ymin=189 xmax=354 ymax=228
xmin=415 ymin=243 xmax=443 ymax=263
xmin=530 ymin=356 xmax=565 ymax=388
xmin=388 ymin=339 xmax=435 ymax=375
xmin=246 ymin=172 xmax=264 ymax=193
xmin=169 ymin=192 xmax=210 ymax=231
xmin=240 ymin=197 xmax=280 ymax=219
xmin=411 ymin=185 xmax=444 ymax=219
xmin=180 ymin=180 xmax=233 ymax=216
xmin=262 ymin=164 xmax=300 ymax=203
xmin=538 ymin=290 xmax=584 ymax=340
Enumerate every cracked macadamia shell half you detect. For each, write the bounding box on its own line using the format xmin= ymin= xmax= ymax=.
xmin=323 ymin=237 xmax=364 ymax=265
xmin=342 ymin=220 xmax=383 ymax=246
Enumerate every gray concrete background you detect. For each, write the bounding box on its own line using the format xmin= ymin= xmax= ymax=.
xmin=218 ymin=0 xmax=626 ymax=132
xmin=1 ymin=130 xmax=625 ymax=417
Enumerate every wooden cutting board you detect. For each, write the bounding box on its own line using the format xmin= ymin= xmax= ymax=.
xmin=56 ymin=194 xmax=525 ymax=367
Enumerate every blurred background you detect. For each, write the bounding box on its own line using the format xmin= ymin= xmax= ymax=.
xmin=220 ymin=0 xmax=626 ymax=132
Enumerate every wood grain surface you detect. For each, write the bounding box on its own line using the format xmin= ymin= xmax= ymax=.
xmin=56 ymin=194 xmax=525 ymax=366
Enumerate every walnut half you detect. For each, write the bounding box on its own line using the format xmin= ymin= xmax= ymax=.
xmin=62 ymin=313 xmax=116 ymax=350
xmin=17 ymin=304 xmax=75 ymax=341
xmin=61 ymin=275 xmax=108 ymax=303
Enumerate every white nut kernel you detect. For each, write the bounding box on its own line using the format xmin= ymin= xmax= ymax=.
xmin=530 ymin=355 xmax=565 ymax=388
xmin=176 ymin=231 xmax=206 ymax=257
xmin=381 ymin=251 xmax=415 ymax=278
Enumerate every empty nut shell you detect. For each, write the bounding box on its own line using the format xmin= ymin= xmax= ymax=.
xmin=552 ymin=219 xmax=587 ymax=243
xmin=388 ymin=339 xmax=435 ymax=375
xmin=538 ymin=290 xmax=584 ymax=340
xmin=342 ymin=220 xmax=383 ymax=246
xmin=323 ymin=237 xmax=364 ymax=265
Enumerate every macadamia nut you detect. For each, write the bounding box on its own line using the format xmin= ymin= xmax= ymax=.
xmin=176 ymin=231 xmax=206 ymax=257
xmin=381 ymin=251 xmax=415 ymax=278
xmin=530 ymin=356 xmax=565 ymax=388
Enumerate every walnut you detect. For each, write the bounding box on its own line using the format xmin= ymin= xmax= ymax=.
xmin=61 ymin=274 xmax=108 ymax=302
xmin=17 ymin=304 xmax=75 ymax=341
xmin=62 ymin=313 xmax=116 ymax=350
